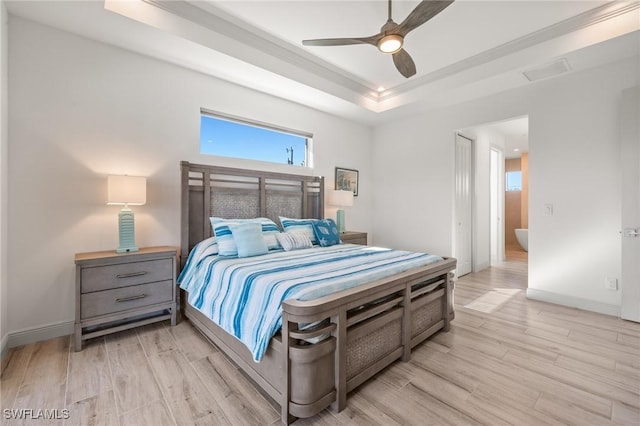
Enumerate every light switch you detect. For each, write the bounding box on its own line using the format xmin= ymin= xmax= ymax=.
xmin=605 ymin=277 xmax=618 ymax=290
xmin=544 ymin=204 xmax=553 ymax=216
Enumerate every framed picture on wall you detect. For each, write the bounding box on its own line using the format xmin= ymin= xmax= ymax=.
xmin=335 ymin=167 xmax=359 ymax=196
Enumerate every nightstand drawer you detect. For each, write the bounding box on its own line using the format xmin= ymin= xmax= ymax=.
xmin=81 ymin=258 xmax=173 ymax=293
xmin=80 ymin=280 xmax=173 ymax=319
xmin=340 ymin=231 xmax=368 ymax=245
xmin=343 ymin=236 xmax=367 ymax=245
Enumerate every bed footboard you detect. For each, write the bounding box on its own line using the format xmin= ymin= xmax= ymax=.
xmin=282 ymin=257 xmax=456 ymax=423
xmin=184 ymin=259 xmax=455 ymax=425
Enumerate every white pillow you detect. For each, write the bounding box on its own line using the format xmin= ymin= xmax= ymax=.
xmin=275 ymin=232 xmax=313 ymax=251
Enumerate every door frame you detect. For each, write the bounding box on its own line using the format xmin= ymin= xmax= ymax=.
xmin=620 ymin=86 xmax=640 ymax=322
xmin=490 ymin=146 xmax=505 ymax=264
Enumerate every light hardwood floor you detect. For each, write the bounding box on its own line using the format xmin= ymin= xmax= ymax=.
xmin=2 ymin=256 xmax=639 ymax=425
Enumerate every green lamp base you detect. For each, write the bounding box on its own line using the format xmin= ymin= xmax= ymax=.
xmin=336 ymin=209 xmax=346 ymax=234
xmin=116 ymin=207 xmax=139 ymax=253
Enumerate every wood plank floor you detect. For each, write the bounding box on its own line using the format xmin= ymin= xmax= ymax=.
xmin=2 ymin=256 xmax=639 ymax=425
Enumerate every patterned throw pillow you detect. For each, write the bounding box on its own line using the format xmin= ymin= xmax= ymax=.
xmin=275 ymin=232 xmax=313 ymax=251
xmin=210 ymin=217 xmax=280 ymax=256
xmin=229 ymin=222 xmax=268 ymax=258
xmin=311 ymin=219 xmax=341 ymax=247
xmin=279 ymin=217 xmax=319 ymax=244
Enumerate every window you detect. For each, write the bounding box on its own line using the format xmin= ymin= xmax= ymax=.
xmin=506 ymin=171 xmax=522 ymax=191
xmin=200 ymin=110 xmax=311 ymax=167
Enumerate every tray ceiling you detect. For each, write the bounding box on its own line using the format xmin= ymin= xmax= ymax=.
xmin=6 ymin=0 xmax=640 ymax=124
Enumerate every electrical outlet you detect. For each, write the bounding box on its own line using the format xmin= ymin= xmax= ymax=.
xmin=605 ymin=277 xmax=618 ymax=291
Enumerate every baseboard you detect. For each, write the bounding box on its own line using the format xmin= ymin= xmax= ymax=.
xmin=474 ymin=260 xmax=491 ymax=273
xmin=526 ymin=288 xmax=620 ymax=317
xmin=7 ymin=321 xmax=74 ymax=348
xmin=1 ymin=332 xmax=7 ymax=358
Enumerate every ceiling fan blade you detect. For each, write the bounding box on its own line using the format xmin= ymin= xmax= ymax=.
xmin=396 ymin=0 xmax=454 ymax=36
xmin=302 ymin=34 xmax=380 ymax=47
xmin=393 ymin=49 xmax=416 ymax=78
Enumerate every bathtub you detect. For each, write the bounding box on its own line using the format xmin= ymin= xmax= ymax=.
xmin=515 ymin=228 xmax=528 ymax=252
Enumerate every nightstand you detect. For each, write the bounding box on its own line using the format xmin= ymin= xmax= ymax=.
xmin=74 ymin=246 xmax=177 ymax=351
xmin=340 ymin=231 xmax=368 ymax=245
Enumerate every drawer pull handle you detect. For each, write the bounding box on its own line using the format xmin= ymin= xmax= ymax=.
xmin=115 ymin=294 xmax=146 ymax=303
xmin=116 ymin=271 xmax=148 ymax=279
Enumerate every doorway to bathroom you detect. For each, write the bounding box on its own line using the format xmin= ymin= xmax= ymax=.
xmin=490 ymin=117 xmax=529 ymax=265
xmin=459 ymin=116 xmax=529 ymax=274
xmin=504 ymin=148 xmax=529 ymax=261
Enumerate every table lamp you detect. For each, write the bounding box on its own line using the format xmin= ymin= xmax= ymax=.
xmin=328 ymin=189 xmax=354 ymax=233
xmin=107 ymin=175 xmax=146 ymax=253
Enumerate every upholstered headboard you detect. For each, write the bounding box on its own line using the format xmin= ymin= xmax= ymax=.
xmin=180 ymin=161 xmax=324 ymax=267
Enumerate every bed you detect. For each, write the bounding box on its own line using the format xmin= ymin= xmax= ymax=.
xmin=178 ymin=161 xmax=457 ymax=424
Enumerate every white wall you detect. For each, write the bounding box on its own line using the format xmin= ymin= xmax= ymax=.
xmin=6 ymin=17 xmax=373 ymax=344
xmin=373 ymin=56 xmax=638 ymax=315
xmin=527 ymin=60 xmax=634 ymax=315
xmin=0 ymin=0 xmax=9 ymax=355
xmin=372 ymin=114 xmax=456 ymax=256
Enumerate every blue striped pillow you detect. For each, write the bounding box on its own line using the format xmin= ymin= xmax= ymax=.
xmin=279 ymin=217 xmax=319 ymax=244
xmin=210 ymin=217 xmax=280 ymax=256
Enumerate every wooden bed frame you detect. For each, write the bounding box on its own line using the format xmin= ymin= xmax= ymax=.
xmin=179 ymin=161 xmax=456 ymax=424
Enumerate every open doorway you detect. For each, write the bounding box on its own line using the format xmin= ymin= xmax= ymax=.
xmin=504 ymin=149 xmax=529 ymax=261
xmin=459 ymin=116 xmax=529 ymax=274
xmin=497 ymin=117 xmax=529 ymax=262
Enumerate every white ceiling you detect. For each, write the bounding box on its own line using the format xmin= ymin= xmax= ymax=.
xmin=461 ymin=116 xmax=530 ymax=158
xmin=6 ymin=0 xmax=640 ymax=127
xmin=209 ymin=0 xmax=606 ymax=88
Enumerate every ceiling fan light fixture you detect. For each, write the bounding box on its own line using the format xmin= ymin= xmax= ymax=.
xmin=378 ymin=34 xmax=403 ymax=53
xmin=301 ymin=0 xmax=454 ymax=77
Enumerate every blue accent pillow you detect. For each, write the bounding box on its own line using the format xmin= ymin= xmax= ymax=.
xmin=229 ymin=222 xmax=268 ymax=258
xmin=312 ymin=219 xmax=340 ymax=247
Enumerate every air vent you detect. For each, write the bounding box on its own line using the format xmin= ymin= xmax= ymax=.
xmin=523 ymin=58 xmax=571 ymax=82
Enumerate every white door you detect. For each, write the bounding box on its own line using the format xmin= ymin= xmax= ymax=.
xmin=621 ymin=87 xmax=640 ymax=322
xmin=490 ymin=147 xmax=505 ymax=264
xmin=454 ymin=134 xmax=473 ymax=277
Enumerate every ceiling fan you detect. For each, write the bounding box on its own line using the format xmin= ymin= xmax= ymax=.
xmin=302 ymin=0 xmax=454 ymax=78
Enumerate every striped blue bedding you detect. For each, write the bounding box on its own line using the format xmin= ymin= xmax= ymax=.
xmin=178 ymin=242 xmax=443 ymax=361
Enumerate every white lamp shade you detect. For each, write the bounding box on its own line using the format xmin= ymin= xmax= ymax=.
xmin=328 ymin=189 xmax=354 ymax=207
xmin=107 ymin=175 xmax=147 ymax=205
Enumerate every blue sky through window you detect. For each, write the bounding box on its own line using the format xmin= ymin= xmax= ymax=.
xmin=506 ymin=171 xmax=522 ymax=191
xmin=200 ymin=115 xmax=308 ymax=166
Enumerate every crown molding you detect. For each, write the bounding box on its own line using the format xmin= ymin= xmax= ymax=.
xmin=136 ymin=0 xmax=638 ymax=112
xmin=141 ymin=0 xmax=380 ymax=101
xmin=380 ymin=0 xmax=640 ymax=99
